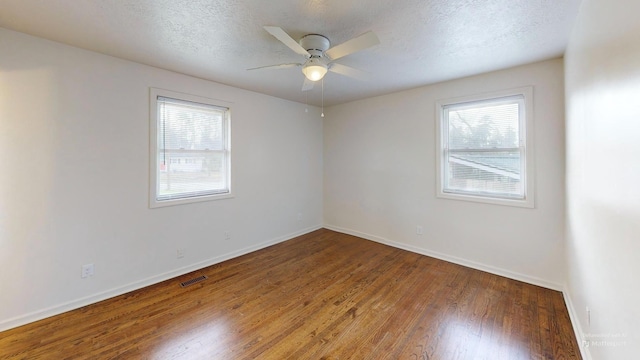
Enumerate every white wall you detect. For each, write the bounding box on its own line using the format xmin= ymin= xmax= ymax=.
xmin=324 ymin=59 xmax=566 ymax=289
xmin=0 ymin=28 xmax=323 ymax=330
xmin=564 ymin=0 xmax=640 ymax=358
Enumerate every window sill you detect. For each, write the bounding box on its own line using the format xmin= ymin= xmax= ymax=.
xmin=437 ymin=191 xmax=534 ymax=208
xmin=149 ymin=192 xmax=234 ymax=209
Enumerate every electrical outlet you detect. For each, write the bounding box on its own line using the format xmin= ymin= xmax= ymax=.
xmin=81 ymin=263 xmax=94 ymax=278
xmin=416 ymin=226 xmax=424 ymax=235
xmin=297 ymin=212 xmax=302 ymax=221
xmin=177 ymin=248 xmax=185 ymax=259
xmin=224 ymin=231 xmax=231 ymax=240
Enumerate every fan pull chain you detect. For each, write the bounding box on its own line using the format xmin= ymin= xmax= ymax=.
xmin=321 ymin=78 xmax=325 ymax=118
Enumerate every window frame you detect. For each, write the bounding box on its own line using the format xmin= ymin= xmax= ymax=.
xmin=149 ymin=88 xmax=233 ymax=208
xmin=435 ymin=87 xmax=535 ymax=208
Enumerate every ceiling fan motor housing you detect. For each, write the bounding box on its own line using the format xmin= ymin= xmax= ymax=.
xmin=300 ymin=34 xmax=330 ymax=57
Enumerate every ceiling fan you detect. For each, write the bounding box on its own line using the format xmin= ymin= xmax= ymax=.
xmin=249 ymin=26 xmax=380 ymax=91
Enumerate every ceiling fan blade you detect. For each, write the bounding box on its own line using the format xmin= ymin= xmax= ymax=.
xmin=263 ymin=26 xmax=310 ymax=57
xmin=325 ymin=31 xmax=380 ymax=61
xmin=247 ymin=63 xmax=301 ymax=71
xmin=301 ymin=77 xmax=315 ymax=91
xmin=329 ymin=63 xmax=368 ymax=80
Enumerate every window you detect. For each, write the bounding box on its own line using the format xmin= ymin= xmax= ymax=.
xmin=436 ymin=87 xmax=534 ymax=208
xmin=149 ymin=88 xmax=231 ymax=208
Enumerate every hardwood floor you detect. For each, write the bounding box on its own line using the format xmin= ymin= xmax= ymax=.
xmin=0 ymin=229 xmax=581 ymax=359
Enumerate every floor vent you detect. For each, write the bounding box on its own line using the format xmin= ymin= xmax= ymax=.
xmin=180 ymin=275 xmax=208 ymax=288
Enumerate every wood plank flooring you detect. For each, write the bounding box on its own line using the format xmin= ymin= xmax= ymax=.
xmin=0 ymin=229 xmax=581 ymax=359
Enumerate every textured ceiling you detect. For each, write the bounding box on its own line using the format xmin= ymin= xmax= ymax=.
xmin=0 ymin=0 xmax=581 ymax=106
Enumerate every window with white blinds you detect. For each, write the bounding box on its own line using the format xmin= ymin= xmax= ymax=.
xmin=436 ymin=88 xmax=534 ymax=208
xmin=149 ymin=89 xmax=231 ymax=208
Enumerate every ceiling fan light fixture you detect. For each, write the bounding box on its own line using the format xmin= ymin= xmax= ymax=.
xmin=302 ymin=58 xmax=327 ymax=82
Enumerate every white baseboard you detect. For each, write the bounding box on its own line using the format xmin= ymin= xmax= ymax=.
xmin=562 ymin=287 xmax=592 ymax=360
xmin=324 ymin=224 xmax=564 ymax=291
xmin=0 ymin=225 xmax=322 ymax=332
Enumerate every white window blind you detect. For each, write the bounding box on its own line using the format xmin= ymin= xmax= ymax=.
xmin=155 ymin=95 xmax=230 ymax=202
xmin=442 ymin=95 xmax=526 ymax=200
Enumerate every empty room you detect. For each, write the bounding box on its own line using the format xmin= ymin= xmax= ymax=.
xmin=0 ymin=0 xmax=638 ymax=359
